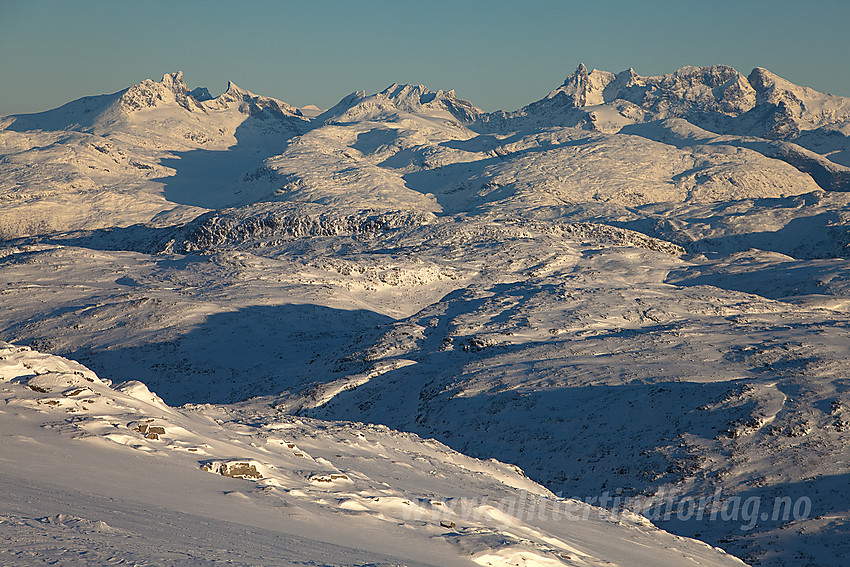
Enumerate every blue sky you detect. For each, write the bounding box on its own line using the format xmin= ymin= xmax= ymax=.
xmin=1 ymin=0 xmax=848 ymax=115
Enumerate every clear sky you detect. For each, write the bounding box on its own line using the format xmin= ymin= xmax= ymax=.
xmin=1 ymin=0 xmax=848 ymax=115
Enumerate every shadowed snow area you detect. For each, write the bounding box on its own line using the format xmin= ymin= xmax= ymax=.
xmin=154 ymin=110 xmax=306 ymax=210
xmin=75 ymin=304 xmax=392 ymax=404
xmin=0 ymin=342 xmax=746 ymax=567
xmin=3 ymin=64 xmax=850 ymax=566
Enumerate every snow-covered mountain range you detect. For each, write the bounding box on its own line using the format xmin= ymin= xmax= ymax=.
xmin=2 ymin=64 xmax=850 ymax=565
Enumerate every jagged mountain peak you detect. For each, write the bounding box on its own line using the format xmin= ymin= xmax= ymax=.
xmin=203 ymin=81 xmax=305 ymax=121
xmin=0 ymin=72 xmax=208 ymax=131
xmin=667 ymin=64 xmax=742 ymax=85
xmin=321 ymin=82 xmax=483 ymax=124
xmin=739 ymin=66 xmax=850 ymax=139
xmin=545 ymin=64 xmax=752 ymax=112
xmin=536 ymin=63 xmax=850 ymax=133
xmin=380 ymin=82 xmax=428 ymax=98
xmin=483 ymin=64 xmax=765 ymax=135
xmin=544 ymin=64 xmax=640 ymax=109
xmin=159 ymin=71 xmax=187 ymax=90
xmin=211 ymin=80 xmax=255 ymax=104
xmin=746 ymin=65 xmax=844 ymax=108
xmin=118 ymin=70 xmax=205 ymax=113
xmin=749 ymin=66 xmax=794 ymax=93
xmin=115 ymin=73 xmax=305 ymax=123
xmin=379 ymin=83 xmax=478 ymax=111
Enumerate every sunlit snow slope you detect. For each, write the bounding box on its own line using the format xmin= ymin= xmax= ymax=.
xmin=3 ymin=64 xmax=850 ymax=566
xmin=0 ymin=342 xmax=746 ymax=567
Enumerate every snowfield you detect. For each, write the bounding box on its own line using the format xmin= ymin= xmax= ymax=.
xmin=2 ymin=64 xmax=850 ymax=565
xmin=0 ymin=342 xmax=745 ymax=566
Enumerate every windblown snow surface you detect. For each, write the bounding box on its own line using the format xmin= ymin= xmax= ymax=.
xmin=0 ymin=342 xmax=743 ymax=566
xmin=2 ymin=65 xmax=850 ymax=565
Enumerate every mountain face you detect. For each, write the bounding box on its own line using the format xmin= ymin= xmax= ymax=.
xmin=117 ymin=70 xmax=207 ymax=113
xmin=489 ymin=63 xmax=850 ymax=141
xmin=480 ymin=64 xmax=850 ymax=192
xmin=540 ymin=64 xmax=754 ymax=117
xmin=319 ymin=83 xmax=484 ymax=124
xmin=0 ymin=72 xmax=313 ymax=236
xmin=2 ymin=64 xmax=847 ymax=240
xmin=0 ymin=71 xmax=308 ymax=133
xmin=2 ymin=65 xmax=850 ymax=566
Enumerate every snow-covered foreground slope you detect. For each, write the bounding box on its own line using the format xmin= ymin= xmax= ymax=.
xmin=3 ymin=65 xmax=850 ymax=566
xmin=287 ymin=245 xmax=850 ymax=565
xmin=0 ymin=342 xmax=745 ymax=566
xmin=2 ymin=213 xmax=848 ymax=565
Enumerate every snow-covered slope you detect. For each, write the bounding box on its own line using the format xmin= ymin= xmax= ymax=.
xmin=2 ymin=209 xmax=848 ymax=564
xmin=0 ymin=342 xmax=746 ymax=566
xmin=3 ymin=65 xmax=850 ymax=566
xmin=479 ymin=64 xmax=850 ymax=192
xmin=284 ymin=242 xmax=850 ymax=565
xmin=0 ymin=215 xmax=682 ymax=402
xmin=0 ymin=72 xmax=310 ymax=237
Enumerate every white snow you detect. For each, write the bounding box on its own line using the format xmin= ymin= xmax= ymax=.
xmin=0 ymin=342 xmax=745 ymax=566
xmin=2 ymin=64 xmax=850 ymax=565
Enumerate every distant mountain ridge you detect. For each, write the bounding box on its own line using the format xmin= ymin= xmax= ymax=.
xmin=482 ymin=64 xmax=850 ymax=152
xmin=1 ymin=71 xmax=310 ymax=133
xmin=7 ymin=64 xmax=850 ymax=139
xmin=1 ymin=64 xmax=849 ymax=239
